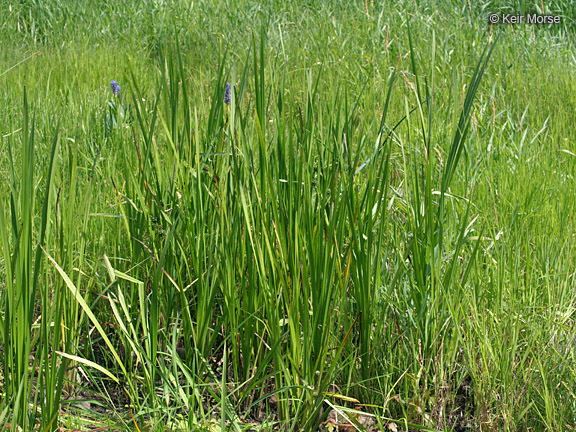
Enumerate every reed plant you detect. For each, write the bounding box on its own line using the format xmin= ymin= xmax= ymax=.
xmin=0 ymin=1 xmax=575 ymax=430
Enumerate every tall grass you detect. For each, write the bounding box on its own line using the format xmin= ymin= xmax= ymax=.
xmin=0 ymin=1 xmax=575 ymax=431
xmin=0 ymin=92 xmax=63 ymax=430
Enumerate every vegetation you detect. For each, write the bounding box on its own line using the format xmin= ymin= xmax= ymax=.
xmin=0 ymin=1 xmax=575 ymax=430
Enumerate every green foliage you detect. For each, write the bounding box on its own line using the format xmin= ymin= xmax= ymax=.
xmin=0 ymin=1 xmax=575 ymax=431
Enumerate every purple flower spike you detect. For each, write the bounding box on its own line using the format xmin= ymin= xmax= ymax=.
xmin=224 ymin=82 xmax=231 ymax=104
xmin=111 ymin=80 xmax=121 ymax=97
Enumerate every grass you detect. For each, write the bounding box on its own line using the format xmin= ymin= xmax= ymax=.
xmin=0 ymin=1 xmax=575 ymax=430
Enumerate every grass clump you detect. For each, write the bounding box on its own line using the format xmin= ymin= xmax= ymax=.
xmin=0 ymin=1 xmax=575 ymax=431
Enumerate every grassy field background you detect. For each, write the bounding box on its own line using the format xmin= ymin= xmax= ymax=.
xmin=1 ymin=1 xmax=575 ymax=431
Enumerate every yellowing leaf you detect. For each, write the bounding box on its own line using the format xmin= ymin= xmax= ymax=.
xmin=55 ymin=351 xmax=119 ymax=383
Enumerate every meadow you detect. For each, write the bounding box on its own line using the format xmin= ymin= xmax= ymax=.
xmin=0 ymin=1 xmax=575 ymax=430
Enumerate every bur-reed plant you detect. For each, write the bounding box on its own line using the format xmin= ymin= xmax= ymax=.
xmin=0 ymin=91 xmax=62 ymax=430
xmin=47 ymin=27 xmax=496 ymax=430
xmin=1 ymin=2 xmax=575 ymax=430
